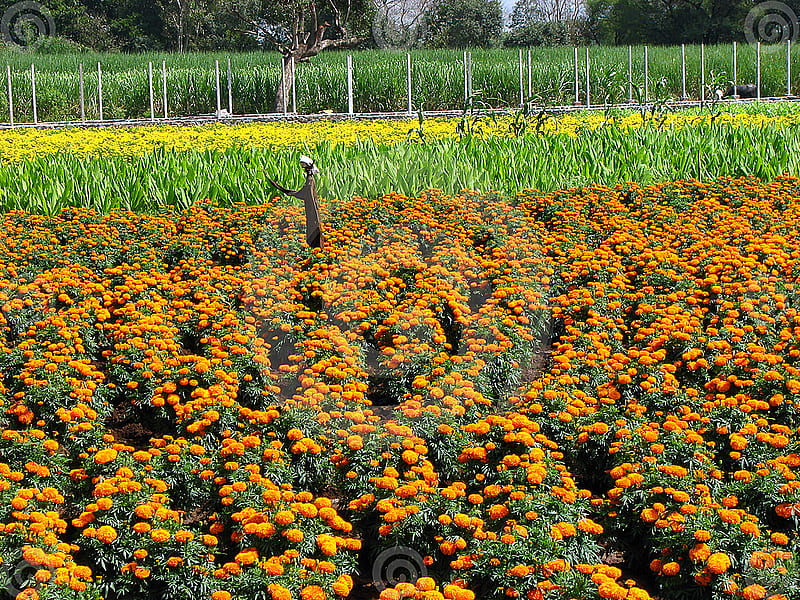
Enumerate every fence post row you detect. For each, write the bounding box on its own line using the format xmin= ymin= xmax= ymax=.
xmin=3 ymin=45 xmax=799 ymax=124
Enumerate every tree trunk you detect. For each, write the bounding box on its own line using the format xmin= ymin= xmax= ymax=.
xmin=274 ymin=54 xmax=297 ymax=113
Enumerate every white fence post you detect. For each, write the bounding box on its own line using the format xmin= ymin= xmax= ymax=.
xmin=406 ymin=53 xmax=412 ymax=114
xmin=700 ymin=44 xmax=705 ymax=106
xmin=757 ymin=41 xmax=762 ymax=100
xmin=733 ymin=41 xmax=738 ymax=88
xmin=281 ymin=58 xmax=287 ymax=114
xmin=585 ymin=47 xmax=590 ymax=108
xmin=681 ymin=44 xmax=687 ymax=100
xmin=97 ymin=62 xmax=104 ymax=121
xmin=788 ymin=39 xmax=793 ymax=96
xmin=628 ymin=45 xmax=633 ymax=102
xmin=291 ymin=58 xmax=297 ymax=113
xmin=527 ymin=49 xmax=532 ymax=98
xmin=31 ymin=64 xmax=37 ymax=125
xmin=148 ymin=62 xmax=154 ymax=121
xmin=227 ymin=58 xmax=233 ymax=114
xmin=162 ymin=60 xmax=168 ymax=119
xmin=6 ymin=65 xmax=12 ymax=126
xmin=518 ymin=48 xmax=524 ymax=106
xmin=347 ymin=54 xmax=354 ymax=114
xmin=574 ymin=47 xmax=579 ymax=104
xmin=644 ymin=45 xmax=649 ymax=102
xmin=215 ymin=60 xmax=222 ymax=117
xmin=463 ymin=51 xmax=468 ymax=103
xmin=79 ymin=63 xmax=85 ymax=122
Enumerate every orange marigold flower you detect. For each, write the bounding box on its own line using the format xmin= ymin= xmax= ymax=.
xmin=94 ymin=449 xmax=118 ymax=464
xmin=96 ymin=525 xmax=118 ymax=543
xmin=742 ymin=585 xmax=766 ymax=600
xmin=284 ymin=528 xmax=304 ymax=543
xmin=706 ymin=552 xmax=731 ymax=575
xmin=150 ymin=528 xmax=171 ymax=543
xmin=661 ymin=562 xmax=680 ymax=576
xmin=300 ymin=585 xmax=326 ymax=600
xmin=268 ymin=584 xmax=293 ymax=600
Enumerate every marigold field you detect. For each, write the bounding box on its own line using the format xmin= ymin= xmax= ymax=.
xmin=1 ymin=171 xmax=800 ymax=600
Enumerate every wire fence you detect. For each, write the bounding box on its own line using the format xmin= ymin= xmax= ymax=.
xmin=2 ymin=42 xmax=800 ymax=127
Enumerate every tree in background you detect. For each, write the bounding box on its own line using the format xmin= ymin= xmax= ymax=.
xmin=505 ymin=0 xmax=587 ymax=46
xmin=372 ymin=0 xmax=433 ymax=48
xmin=229 ymin=0 xmax=372 ymax=110
xmin=156 ymin=0 xmax=217 ymax=52
xmin=421 ymin=0 xmax=503 ymax=47
xmin=586 ymin=0 xmax=752 ymax=45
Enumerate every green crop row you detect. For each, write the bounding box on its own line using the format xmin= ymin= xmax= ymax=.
xmin=1 ymin=117 xmax=798 ymax=215
xmin=0 ymin=44 xmax=798 ymax=121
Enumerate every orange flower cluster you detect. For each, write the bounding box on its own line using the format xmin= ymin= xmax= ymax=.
xmin=1 ymin=178 xmax=799 ymax=599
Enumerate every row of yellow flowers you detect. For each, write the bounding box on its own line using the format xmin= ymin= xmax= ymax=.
xmin=0 ymin=110 xmax=797 ymax=162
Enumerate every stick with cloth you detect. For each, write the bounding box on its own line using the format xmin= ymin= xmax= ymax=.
xmin=268 ymin=155 xmax=323 ymax=248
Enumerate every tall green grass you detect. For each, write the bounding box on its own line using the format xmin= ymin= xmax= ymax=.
xmin=0 ymin=45 xmax=797 ymax=121
xmin=1 ymin=119 xmax=799 ymax=214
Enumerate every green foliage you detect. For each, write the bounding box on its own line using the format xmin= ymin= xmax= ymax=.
xmin=421 ymin=0 xmax=503 ymax=48
xmin=586 ymin=0 xmax=753 ymax=45
xmin=1 ymin=111 xmax=800 ymax=214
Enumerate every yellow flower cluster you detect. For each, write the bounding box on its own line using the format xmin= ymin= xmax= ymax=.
xmin=0 ymin=111 xmax=797 ymax=162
